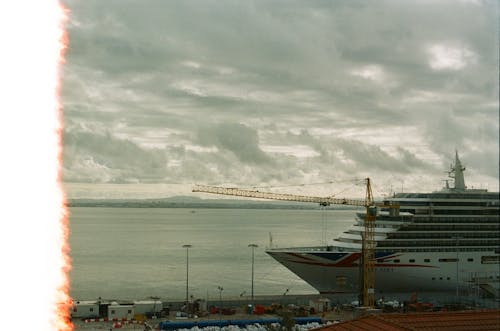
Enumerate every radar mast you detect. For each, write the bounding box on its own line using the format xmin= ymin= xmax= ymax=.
xmin=449 ymin=151 xmax=466 ymax=191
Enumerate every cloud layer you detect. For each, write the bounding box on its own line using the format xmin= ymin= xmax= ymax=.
xmin=61 ymin=0 xmax=499 ymax=198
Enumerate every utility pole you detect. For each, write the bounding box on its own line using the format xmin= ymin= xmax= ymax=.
xmin=248 ymin=243 xmax=258 ymax=311
xmin=217 ymin=286 xmax=223 ymax=330
xmin=182 ymin=244 xmax=192 ymax=305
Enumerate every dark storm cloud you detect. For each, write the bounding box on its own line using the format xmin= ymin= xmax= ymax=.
xmin=61 ymin=0 xmax=499 ymax=197
xmin=197 ymin=123 xmax=271 ymax=164
xmin=63 ymin=130 xmax=168 ymax=183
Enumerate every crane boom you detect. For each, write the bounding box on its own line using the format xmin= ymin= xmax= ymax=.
xmin=192 ymin=184 xmax=367 ymax=207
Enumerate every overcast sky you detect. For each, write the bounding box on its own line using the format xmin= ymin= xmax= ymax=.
xmin=61 ymin=0 xmax=499 ymax=199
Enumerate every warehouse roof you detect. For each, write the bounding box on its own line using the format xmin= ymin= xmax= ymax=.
xmin=318 ymin=309 xmax=500 ymax=331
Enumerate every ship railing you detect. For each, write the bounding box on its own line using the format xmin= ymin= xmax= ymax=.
xmin=466 ymin=271 xmax=499 ymax=284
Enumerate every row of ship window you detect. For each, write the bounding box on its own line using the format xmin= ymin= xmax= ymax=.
xmin=420 ymin=201 xmax=487 ymax=206
xmin=416 ymin=217 xmax=499 ymax=223
xmin=401 ymin=225 xmax=499 ymax=230
xmin=390 ymin=258 xmax=464 ymax=263
xmin=377 ymin=240 xmax=499 ymax=247
xmin=409 ymin=209 xmax=498 ymax=216
xmin=385 ymin=248 xmax=498 ymax=253
xmin=431 ymin=275 xmax=500 ymax=281
xmin=397 ymin=193 xmax=497 ymax=199
xmin=388 ymin=233 xmax=498 ymax=239
xmin=388 ymin=256 xmax=499 ymax=264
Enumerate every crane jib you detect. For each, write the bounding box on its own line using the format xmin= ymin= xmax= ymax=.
xmin=192 ymin=185 xmax=368 ymax=207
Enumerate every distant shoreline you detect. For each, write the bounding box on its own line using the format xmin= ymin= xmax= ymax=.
xmin=66 ymin=198 xmax=360 ymax=210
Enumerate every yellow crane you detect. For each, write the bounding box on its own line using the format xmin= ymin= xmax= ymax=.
xmin=193 ymin=178 xmax=397 ymax=308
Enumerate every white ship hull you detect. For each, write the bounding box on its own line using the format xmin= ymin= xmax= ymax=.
xmin=267 ymin=249 xmax=499 ymax=295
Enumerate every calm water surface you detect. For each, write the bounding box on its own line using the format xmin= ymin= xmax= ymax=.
xmin=69 ymin=207 xmax=356 ymax=301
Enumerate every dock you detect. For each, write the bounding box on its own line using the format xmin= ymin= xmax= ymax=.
xmin=71 ymin=292 xmax=499 ymax=330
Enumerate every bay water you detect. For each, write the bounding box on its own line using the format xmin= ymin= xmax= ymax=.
xmin=69 ymin=207 xmax=356 ymax=301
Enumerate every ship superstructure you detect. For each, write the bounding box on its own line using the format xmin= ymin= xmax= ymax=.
xmin=266 ymin=152 xmax=499 ymax=297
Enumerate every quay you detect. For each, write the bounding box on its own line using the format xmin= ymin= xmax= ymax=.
xmin=71 ymin=292 xmax=499 ymax=330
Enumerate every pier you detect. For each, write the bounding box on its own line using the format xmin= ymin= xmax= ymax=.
xmin=71 ymin=291 xmax=499 ymax=330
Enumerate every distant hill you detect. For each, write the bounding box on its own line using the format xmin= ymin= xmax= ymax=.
xmin=66 ymin=196 xmax=359 ymax=210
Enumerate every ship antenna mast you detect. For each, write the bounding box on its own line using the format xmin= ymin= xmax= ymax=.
xmin=449 ymin=151 xmax=466 ymax=191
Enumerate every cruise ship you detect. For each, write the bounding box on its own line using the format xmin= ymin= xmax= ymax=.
xmin=266 ymin=152 xmax=499 ymax=298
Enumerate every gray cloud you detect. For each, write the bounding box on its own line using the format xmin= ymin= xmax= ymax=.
xmin=61 ymin=0 xmax=499 ymax=197
xmin=63 ymin=130 xmax=168 ymax=183
xmin=197 ymin=123 xmax=271 ymax=164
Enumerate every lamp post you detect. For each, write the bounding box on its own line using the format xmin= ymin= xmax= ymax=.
xmin=182 ymin=244 xmax=192 ymax=305
xmin=248 ymin=244 xmax=258 ymax=306
xmin=217 ymin=286 xmax=223 ymax=330
xmin=282 ymin=288 xmax=289 ymax=306
xmin=239 ymin=291 xmax=246 ymax=307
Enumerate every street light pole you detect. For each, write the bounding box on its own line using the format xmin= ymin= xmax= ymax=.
xmin=248 ymin=244 xmax=258 ymax=306
xmin=217 ymin=286 xmax=223 ymax=330
xmin=182 ymin=244 xmax=192 ymax=305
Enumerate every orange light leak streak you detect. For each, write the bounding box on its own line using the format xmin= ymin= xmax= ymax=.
xmin=55 ymin=3 xmax=73 ymax=330
xmin=0 ymin=2 xmax=72 ymax=330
